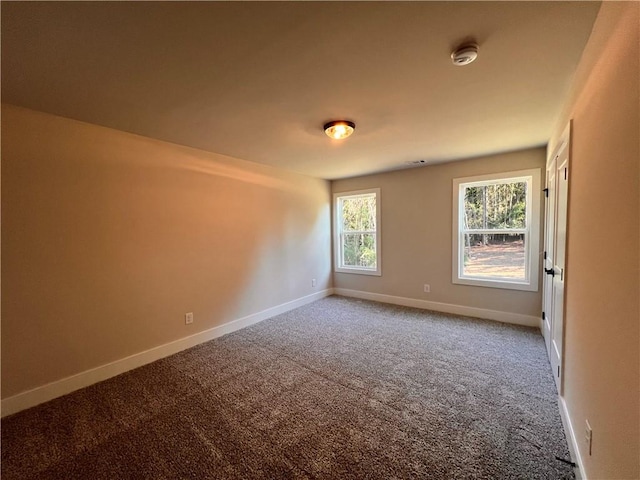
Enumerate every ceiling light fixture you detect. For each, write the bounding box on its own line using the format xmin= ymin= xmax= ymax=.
xmin=324 ymin=120 xmax=355 ymax=140
xmin=451 ymin=43 xmax=479 ymax=66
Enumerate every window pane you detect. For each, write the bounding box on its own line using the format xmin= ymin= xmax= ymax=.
xmin=341 ymin=195 xmax=376 ymax=232
xmin=342 ymin=233 xmax=377 ymax=268
xmin=462 ymin=233 xmax=525 ymax=279
xmin=464 ymin=182 xmax=527 ymax=230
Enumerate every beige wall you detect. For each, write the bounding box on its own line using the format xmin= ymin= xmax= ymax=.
xmin=1 ymin=104 xmax=332 ymax=399
xmin=549 ymin=3 xmax=639 ymax=479
xmin=332 ymin=147 xmax=546 ymax=317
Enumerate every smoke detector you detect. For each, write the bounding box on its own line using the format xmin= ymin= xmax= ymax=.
xmin=451 ymin=43 xmax=479 ymax=66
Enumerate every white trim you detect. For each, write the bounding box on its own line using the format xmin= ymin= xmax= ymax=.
xmin=559 ymin=395 xmax=585 ymax=480
xmin=333 ymin=288 xmax=539 ymax=327
xmin=452 ymin=168 xmax=541 ymax=292
xmin=1 ymin=289 xmax=332 ymax=418
xmin=333 ymin=188 xmax=382 ymax=276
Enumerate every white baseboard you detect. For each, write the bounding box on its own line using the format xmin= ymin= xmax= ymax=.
xmin=559 ymin=395 xmax=586 ymax=480
xmin=1 ymin=289 xmax=332 ymax=418
xmin=0 ymin=288 xmax=540 ymax=416
xmin=333 ymin=288 xmax=540 ymax=327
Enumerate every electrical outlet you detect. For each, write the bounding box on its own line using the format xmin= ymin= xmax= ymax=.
xmin=423 ymin=284 xmax=430 ymax=293
xmin=311 ymin=278 xmax=317 ymax=287
xmin=185 ymin=312 xmax=194 ymax=325
xmin=585 ymin=420 xmax=592 ymax=455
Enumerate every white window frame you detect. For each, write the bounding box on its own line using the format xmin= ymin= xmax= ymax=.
xmin=452 ymin=169 xmax=540 ymax=291
xmin=333 ymin=188 xmax=382 ymax=276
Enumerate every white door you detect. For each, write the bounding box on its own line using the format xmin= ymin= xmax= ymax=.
xmin=542 ymin=158 xmax=556 ymax=354
xmin=550 ymin=147 xmax=569 ymax=392
xmin=542 ymin=124 xmax=570 ymax=393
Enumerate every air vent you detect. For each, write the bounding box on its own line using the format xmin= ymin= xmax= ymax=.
xmin=405 ymin=159 xmax=428 ymax=166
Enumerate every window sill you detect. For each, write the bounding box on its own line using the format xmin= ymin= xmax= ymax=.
xmin=335 ymin=267 xmax=382 ymax=276
xmin=453 ymin=276 xmax=538 ymax=292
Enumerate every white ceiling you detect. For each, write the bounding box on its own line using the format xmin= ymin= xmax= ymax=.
xmin=1 ymin=1 xmax=600 ymax=180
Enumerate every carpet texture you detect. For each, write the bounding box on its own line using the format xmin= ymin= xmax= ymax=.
xmin=2 ymin=296 xmax=574 ymax=479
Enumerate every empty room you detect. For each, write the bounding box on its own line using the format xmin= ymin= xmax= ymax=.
xmin=1 ymin=2 xmax=638 ymax=479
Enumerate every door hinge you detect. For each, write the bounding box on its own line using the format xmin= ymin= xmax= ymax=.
xmin=564 ymin=167 xmax=568 ymax=180
xmin=557 ymin=365 xmax=560 ymax=377
xmin=544 ymin=251 xmax=547 ymax=260
xmin=542 ymin=311 xmax=546 ymax=320
xmin=543 ymin=187 xmax=549 ymax=197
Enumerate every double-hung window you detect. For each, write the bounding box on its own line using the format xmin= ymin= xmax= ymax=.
xmin=333 ymin=188 xmax=381 ymax=276
xmin=452 ymin=169 xmax=540 ymax=291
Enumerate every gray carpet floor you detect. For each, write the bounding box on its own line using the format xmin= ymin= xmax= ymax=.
xmin=1 ymin=296 xmax=574 ymax=479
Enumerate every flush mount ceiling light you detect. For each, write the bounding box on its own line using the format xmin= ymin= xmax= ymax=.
xmin=451 ymin=43 xmax=479 ymax=66
xmin=324 ymin=120 xmax=355 ymax=140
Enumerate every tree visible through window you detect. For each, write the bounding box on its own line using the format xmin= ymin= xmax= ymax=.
xmin=453 ymin=170 xmax=540 ymax=291
xmin=463 ymin=181 xmax=527 ymax=279
xmin=334 ymin=189 xmax=381 ymax=275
